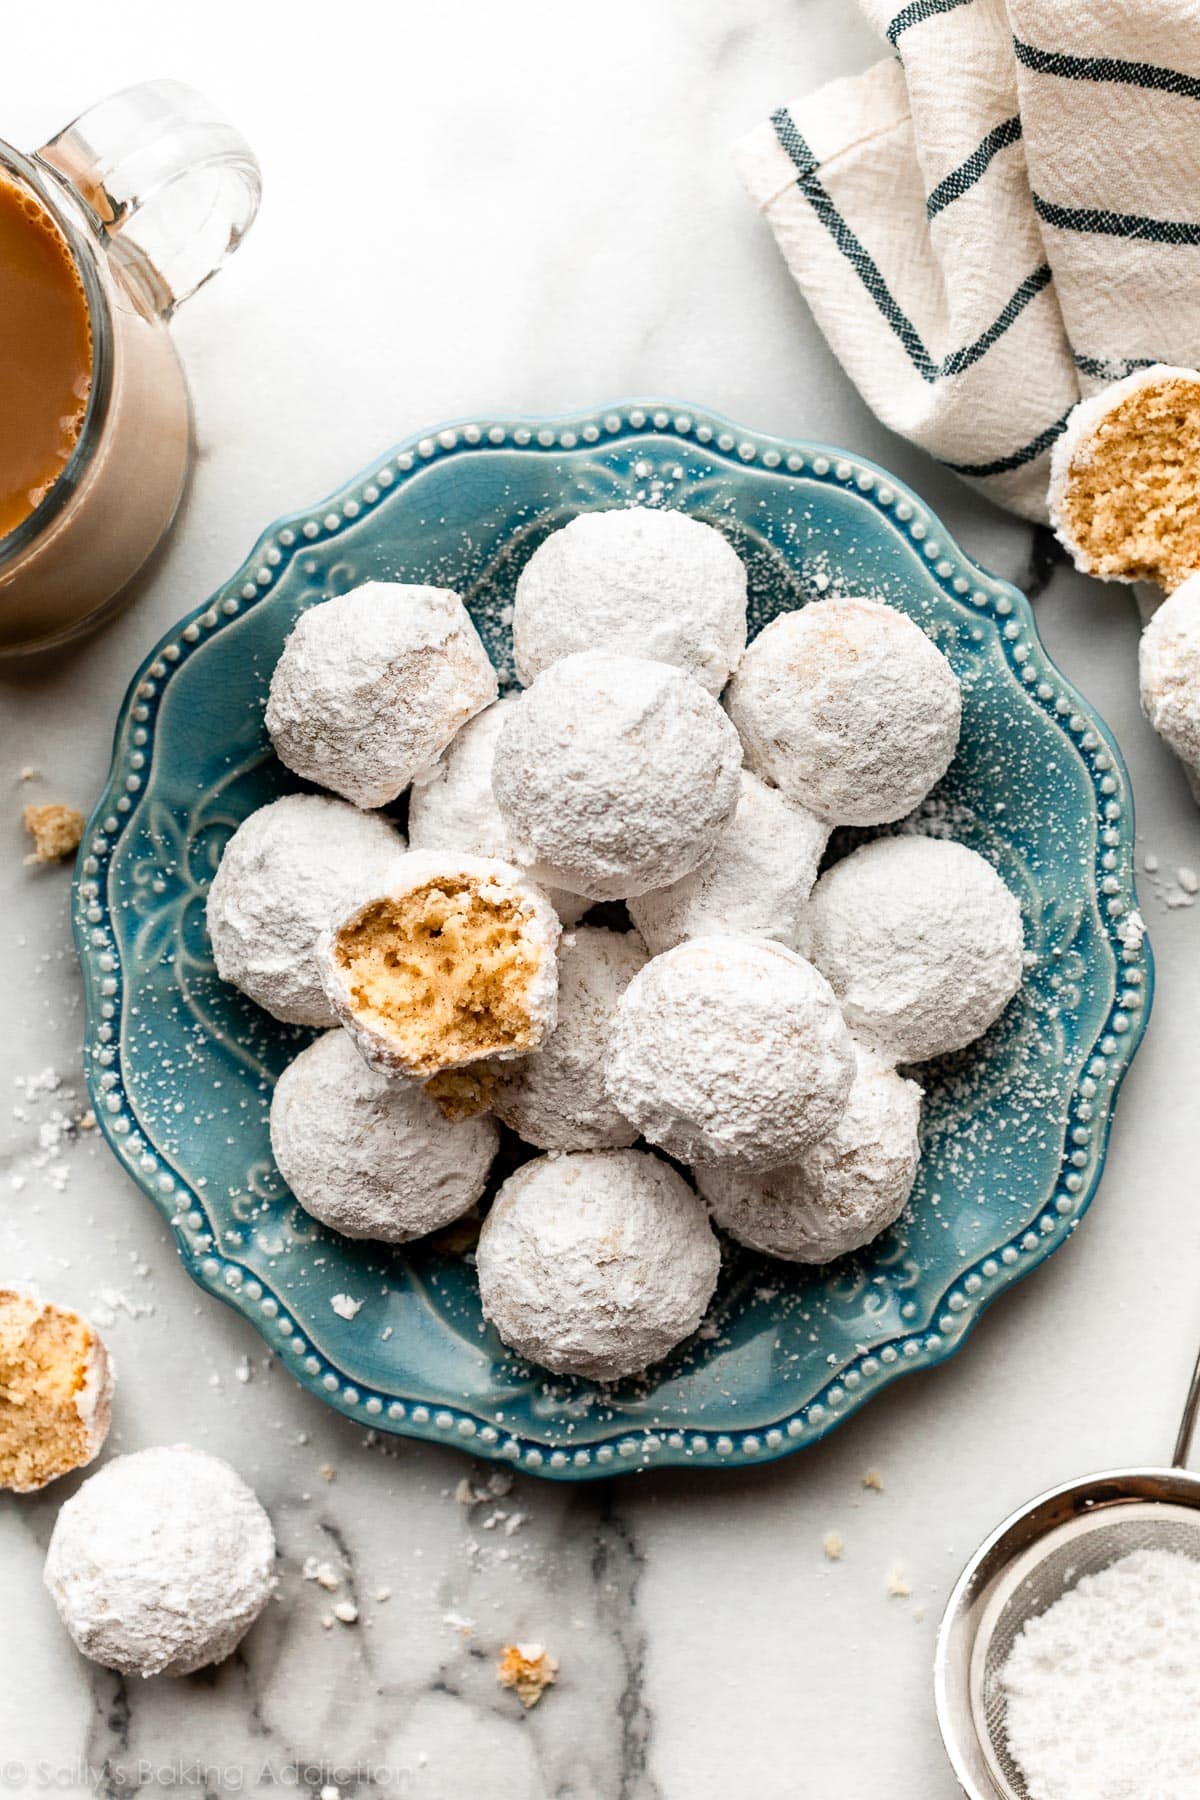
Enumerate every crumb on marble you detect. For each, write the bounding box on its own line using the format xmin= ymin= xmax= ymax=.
xmin=863 ymin=1468 xmax=884 ymax=1492
xmin=497 ymin=1642 xmax=558 ymax=1708
xmin=886 ymin=1566 xmax=912 ymax=1598
xmin=22 ymin=803 xmax=85 ymax=865
xmin=319 ymin=1462 xmax=336 ymax=1482
xmin=822 ymin=1531 xmax=844 ymax=1561
xmin=332 ymin=1599 xmax=358 ymax=1624
xmin=302 ymin=1556 xmax=340 ymax=1591
xmin=456 ymin=1470 xmax=514 ymax=1506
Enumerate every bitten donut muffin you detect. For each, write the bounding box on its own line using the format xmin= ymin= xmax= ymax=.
xmin=512 ymin=506 xmax=748 ymax=695
xmin=475 ymin=1149 xmax=720 ymax=1381
xmin=606 ymin=935 xmax=855 ymax=1171
xmin=487 ymin=926 xmax=648 ymax=1151
xmin=628 ymin=770 xmax=828 ymax=955
xmin=725 ymin=597 xmax=961 ymax=825
xmin=318 ymin=852 xmax=560 ymax=1080
xmin=265 ymin=582 xmax=497 ymax=808
xmin=695 ymin=1049 xmax=923 ymax=1263
xmin=270 ymin=1029 xmax=498 ymax=1240
xmin=807 ymin=836 xmax=1024 ymax=1064
xmin=206 ymin=794 xmax=404 ymax=1027
xmin=1050 ymin=365 xmax=1200 ymax=590
xmin=408 ymin=699 xmax=586 ymax=925
xmin=1140 ymin=574 xmax=1200 ymax=769
xmin=493 ymin=651 xmax=742 ymax=901
xmin=0 ymin=1290 xmax=113 ymax=1493
xmin=45 ymin=1446 xmax=276 ymax=1678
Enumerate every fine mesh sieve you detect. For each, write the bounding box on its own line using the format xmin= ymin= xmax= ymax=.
xmin=934 ymin=1343 xmax=1200 ymax=1799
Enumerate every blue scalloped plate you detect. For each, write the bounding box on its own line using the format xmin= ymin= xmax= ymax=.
xmin=74 ymin=403 xmax=1152 ymax=1480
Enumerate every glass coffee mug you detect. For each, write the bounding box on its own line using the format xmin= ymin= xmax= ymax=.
xmin=0 ymin=81 xmax=260 ymax=655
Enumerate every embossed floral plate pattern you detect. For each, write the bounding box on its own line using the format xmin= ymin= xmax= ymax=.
xmin=74 ymin=403 xmax=1152 ymax=1480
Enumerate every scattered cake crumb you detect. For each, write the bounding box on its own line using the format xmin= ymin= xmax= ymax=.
xmin=329 ymin=1293 xmax=363 ymax=1320
xmin=318 ymin=1462 xmax=336 ymax=1482
xmin=455 ymin=1470 xmax=514 ymax=1506
xmin=1179 ymin=866 xmax=1199 ymax=895
xmin=18 ymin=766 xmax=38 ymax=782
xmin=913 ymin=1605 xmax=926 ymax=1623
xmin=863 ymin=1468 xmax=884 ymax=1492
xmin=886 ymin=1566 xmax=912 ymax=1598
xmin=332 ymin=1599 xmax=358 ymax=1625
xmin=302 ymin=1557 xmax=340 ymax=1591
xmin=442 ymin=1611 xmax=474 ymax=1635
xmin=22 ymin=803 xmax=85 ymax=865
xmin=823 ymin=1531 xmax=844 ymax=1561
xmin=497 ymin=1642 xmax=558 ymax=1708
xmin=374 ymin=1586 xmax=392 ymax=1603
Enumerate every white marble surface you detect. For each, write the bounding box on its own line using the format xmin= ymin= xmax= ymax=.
xmin=3 ymin=4 xmax=1200 ymax=1796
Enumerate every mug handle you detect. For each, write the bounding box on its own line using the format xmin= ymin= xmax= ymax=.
xmin=35 ymin=79 xmax=260 ymax=317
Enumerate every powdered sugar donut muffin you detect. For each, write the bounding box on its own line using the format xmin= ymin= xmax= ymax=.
xmin=725 ymin=598 xmax=961 ymax=825
xmin=270 ymin=1030 xmax=498 ymax=1241
xmin=493 ymin=651 xmax=742 ymax=901
xmin=45 ymin=1446 xmax=275 ymax=1678
xmin=1050 ymin=365 xmax=1200 ymax=589
xmin=512 ymin=506 xmax=748 ymax=695
xmin=265 ymin=582 xmax=498 ymax=808
xmin=606 ymin=935 xmax=855 ymax=1170
xmin=808 ymin=836 xmax=1024 ymax=1064
xmin=0 ymin=1290 xmax=113 ymax=1493
xmin=476 ymin=1149 xmax=720 ymax=1381
xmin=1140 ymin=574 xmax=1200 ymax=768
xmin=318 ymin=851 xmax=560 ymax=1081
xmin=628 ymin=770 xmax=828 ymax=954
xmin=408 ymin=699 xmax=586 ymax=926
xmin=487 ymin=926 xmax=648 ymax=1151
xmin=206 ymin=794 xmax=404 ymax=1027
xmin=695 ymin=1049 xmax=923 ymax=1262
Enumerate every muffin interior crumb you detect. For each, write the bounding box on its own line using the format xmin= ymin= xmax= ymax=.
xmin=334 ymin=881 xmax=541 ymax=1077
xmin=1062 ymin=376 xmax=1200 ymax=587
xmin=0 ymin=1292 xmax=95 ymax=1490
xmin=424 ymin=1065 xmax=499 ymax=1120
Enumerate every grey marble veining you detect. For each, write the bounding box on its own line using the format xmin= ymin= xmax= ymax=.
xmin=3 ymin=4 xmax=1200 ymax=1798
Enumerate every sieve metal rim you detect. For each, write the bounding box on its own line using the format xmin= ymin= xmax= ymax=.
xmin=933 ymin=1464 xmax=1200 ymax=1800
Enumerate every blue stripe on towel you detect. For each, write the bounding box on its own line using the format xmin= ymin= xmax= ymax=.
xmin=942 ymin=408 xmax=1073 ymax=477
xmin=770 ymin=108 xmax=937 ymax=380
xmin=1073 ymin=353 xmax=1161 ymax=379
xmin=1014 ymin=39 xmax=1200 ymax=101
xmin=1034 ymin=194 xmax=1200 ymax=244
xmin=887 ymin=0 xmax=973 ymax=46
xmin=926 ymin=116 xmax=1023 ymax=218
xmin=770 ymin=110 xmax=1054 ymax=387
xmin=938 ymin=264 xmax=1052 ymax=376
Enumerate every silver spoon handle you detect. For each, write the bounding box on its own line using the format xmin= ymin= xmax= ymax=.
xmin=1173 ymin=1340 xmax=1200 ymax=1467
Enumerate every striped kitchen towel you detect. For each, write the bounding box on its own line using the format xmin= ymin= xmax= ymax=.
xmin=735 ymin=0 xmax=1200 ymax=521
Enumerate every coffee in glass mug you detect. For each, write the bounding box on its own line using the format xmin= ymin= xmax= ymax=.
xmin=0 ymin=81 xmax=260 ymax=655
